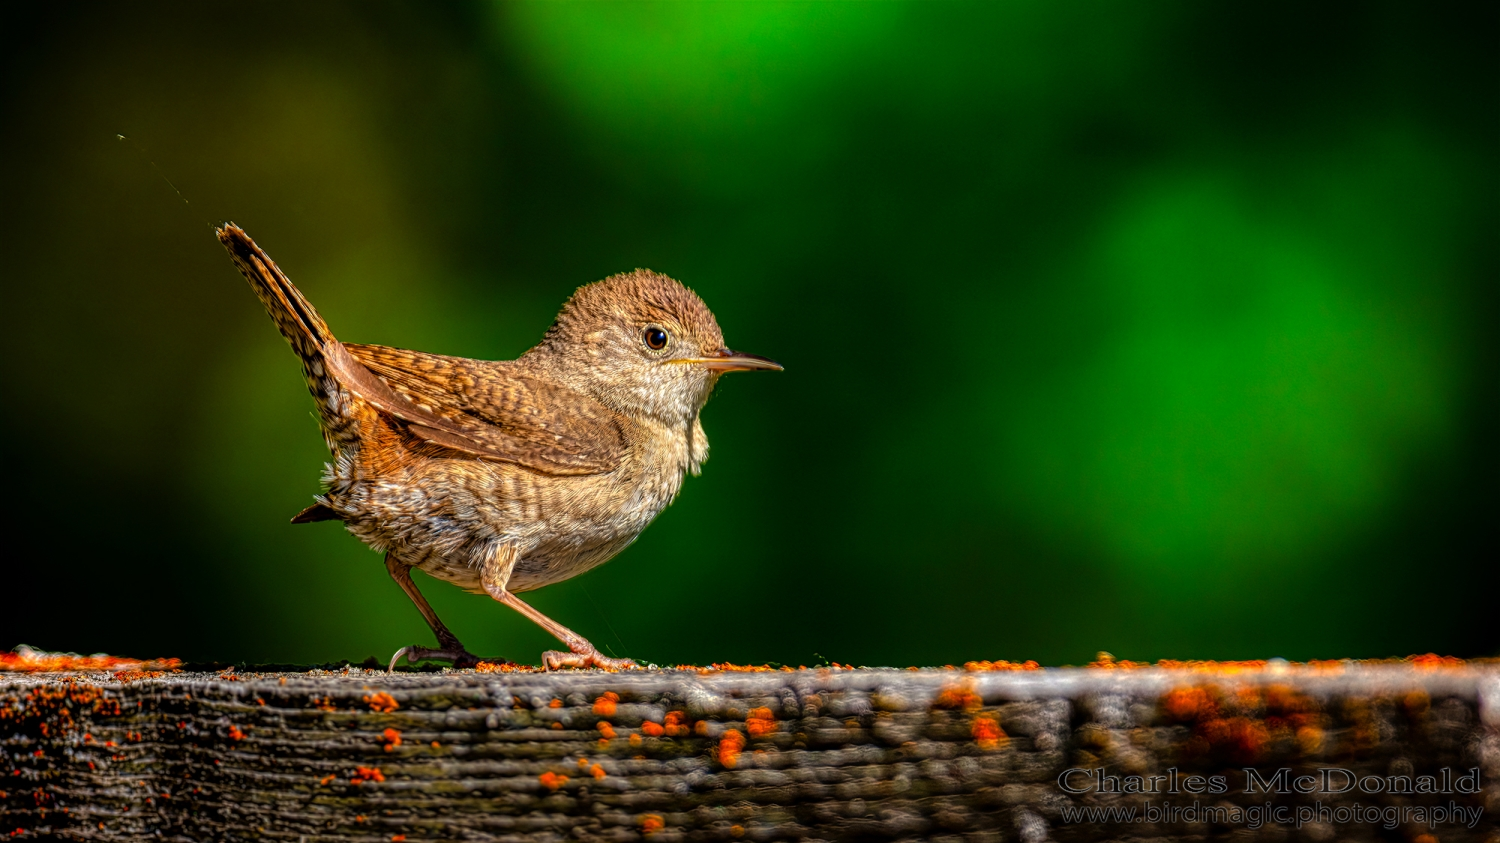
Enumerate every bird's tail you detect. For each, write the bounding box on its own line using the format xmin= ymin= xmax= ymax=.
xmin=218 ymin=223 xmax=335 ymax=358
xmin=217 ymin=223 xmax=363 ymax=451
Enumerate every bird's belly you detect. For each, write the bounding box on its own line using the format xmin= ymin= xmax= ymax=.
xmin=334 ymin=455 xmax=680 ymax=594
xmin=506 ymin=531 xmax=642 ymax=593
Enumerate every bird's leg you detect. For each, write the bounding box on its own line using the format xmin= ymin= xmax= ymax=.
xmin=481 ymin=544 xmax=637 ymax=671
xmin=385 ymin=554 xmax=510 ymax=671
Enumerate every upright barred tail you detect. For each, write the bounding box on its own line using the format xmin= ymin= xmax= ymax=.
xmin=217 ymin=223 xmax=363 ymax=453
xmin=218 ymin=223 xmax=335 ymax=358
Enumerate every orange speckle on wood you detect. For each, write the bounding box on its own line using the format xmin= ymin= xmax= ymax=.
xmin=1407 ymin=653 xmax=1464 ymax=669
xmin=350 ymin=766 xmax=384 ymax=785
xmin=538 ymin=771 xmax=567 ymax=791
xmin=590 ymin=764 xmax=606 ymax=779
xmin=964 ymin=659 xmax=1041 ymax=671
xmin=381 ymin=728 xmax=402 ymax=751
xmin=391 ymin=836 xmax=406 ymax=842
xmin=971 ymin=716 xmax=1007 ymax=750
xmin=549 ymin=698 xmax=563 ymax=709
xmin=628 ymin=733 xmax=642 ymax=747
xmin=597 ymin=721 xmax=616 ymax=740
xmin=363 ymin=692 xmax=398 ymax=713
xmin=227 ymin=725 xmax=245 ymax=741
xmin=319 ymin=775 xmax=335 ymax=786
xmin=1162 ymin=686 xmax=1214 ymax=722
xmin=1295 ymin=725 xmax=1324 ymax=754
xmin=592 ymin=692 xmax=618 ymax=717
xmin=718 ymin=728 xmax=746 ymax=768
xmin=640 ymin=814 xmax=665 ymax=835
xmin=746 ymin=707 xmax=776 ymax=738
xmin=640 ymin=721 xmax=664 ymax=737
xmin=1199 ymin=716 xmax=1270 ymax=765
xmin=932 ymin=686 xmax=982 ymax=711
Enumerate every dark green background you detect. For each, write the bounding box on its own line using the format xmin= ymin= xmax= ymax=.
xmin=2 ymin=2 xmax=1494 ymax=667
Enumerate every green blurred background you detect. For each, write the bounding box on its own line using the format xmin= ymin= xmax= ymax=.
xmin=1 ymin=1 xmax=1494 ymax=668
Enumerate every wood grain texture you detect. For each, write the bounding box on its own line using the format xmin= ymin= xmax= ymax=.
xmin=2 ymin=666 xmax=1497 ymax=841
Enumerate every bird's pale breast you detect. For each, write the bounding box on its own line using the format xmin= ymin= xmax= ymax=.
xmin=330 ymin=414 xmax=696 ymax=594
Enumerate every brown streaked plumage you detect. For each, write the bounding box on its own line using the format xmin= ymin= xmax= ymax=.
xmin=217 ymin=223 xmax=781 ymax=670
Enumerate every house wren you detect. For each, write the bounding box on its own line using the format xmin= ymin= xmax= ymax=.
xmin=217 ymin=224 xmax=781 ymax=670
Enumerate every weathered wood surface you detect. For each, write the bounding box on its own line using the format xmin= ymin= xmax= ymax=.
xmin=2 ymin=664 xmax=1497 ymax=841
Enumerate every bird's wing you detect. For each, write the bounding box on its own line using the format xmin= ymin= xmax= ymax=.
xmin=334 ymin=343 xmax=627 ymax=476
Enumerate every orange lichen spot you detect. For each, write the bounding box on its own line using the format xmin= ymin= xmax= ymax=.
xmin=597 ymin=721 xmax=616 ymax=740
xmin=548 ymin=698 xmax=563 ymax=709
xmin=701 ymin=663 xmax=779 ymax=673
xmin=227 ymin=725 xmax=245 ymax=741
xmin=590 ymin=763 xmax=606 ymax=779
xmin=550 ymin=722 xmax=563 ymax=730
xmin=718 ymin=728 xmax=746 ymax=768
xmin=319 ymin=774 xmax=335 ymax=786
xmin=746 ymin=707 xmax=777 ymax=738
xmin=381 ymin=728 xmax=402 ymax=752
xmin=1163 ymin=686 xmax=1214 ymax=722
xmin=640 ymin=721 xmax=664 ymax=737
xmin=538 ymin=771 xmax=567 ymax=791
xmin=355 ymin=815 xmax=366 ymax=824
xmin=694 ymin=720 xmax=710 ymax=736
xmin=1199 ymin=716 xmax=1270 ymax=765
xmin=592 ymin=692 xmax=619 ymax=717
xmin=0 ymin=646 xmax=181 ymax=673
xmin=1263 ymin=683 xmax=1308 ymax=713
xmin=350 ymin=766 xmax=385 ymax=785
xmin=964 ymin=659 xmax=1041 ymax=672
xmin=1088 ymin=651 xmax=1150 ymax=669
xmin=314 ymin=696 xmax=338 ymax=712
xmin=640 ymin=814 xmax=665 ymax=835
xmin=1401 ymin=689 xmax=1431 ymax=717
xmin=730 ymin=826 xmax=745 ymax=838
xmin=663 ymin=711 xmax=689 ymax=737
xmin=391 ymin=836 xmax=406 ymax=842
xmin=972 ymin=716 xmax=1007 ymax=750
xmin=1407 ymin=653 xmax=1464 ymax=669
xmin=473 ymin=660 xmax=524 ymax=673
xmin=363 ymin=692 xmax=399 ymax=713
xmin=1414 ymin=835 xmax=1438 ymax=843
xmin=1295 ymin=725 xmax=1324 ymax=754
xmin=629 ymin=733 xmax=642 ymax=747
xmin=255 ymin=698 xmax=265 ymax=707
xmin=932 ymin=685 xmax=983 ymax=711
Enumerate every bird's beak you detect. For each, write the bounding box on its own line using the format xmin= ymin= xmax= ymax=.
xmin=671 ymin=348 xmax=784 ymax=372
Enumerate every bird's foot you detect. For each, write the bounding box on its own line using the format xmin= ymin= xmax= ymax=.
xmin=542 ymin=646 xmax=637 ymax=671
xmin=387 ymin=645 xmax=513 ymax=672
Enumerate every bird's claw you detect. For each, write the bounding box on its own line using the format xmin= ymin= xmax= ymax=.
xmin=387 ymin=645 xmax=513 ymax=672
xmin=542 ymin=648 xmax=637 ymax=671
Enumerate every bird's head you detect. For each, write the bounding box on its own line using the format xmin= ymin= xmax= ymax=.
xmin=527 ymin=269 xmax=781 ymax=426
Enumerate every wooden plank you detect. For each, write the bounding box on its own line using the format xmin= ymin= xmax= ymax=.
xmin=2 ymin=662 xmax=1496 ymax=841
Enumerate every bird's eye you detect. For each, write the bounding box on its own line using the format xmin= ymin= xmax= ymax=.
xmin=642 ymin=326 xmax=669 ymax=351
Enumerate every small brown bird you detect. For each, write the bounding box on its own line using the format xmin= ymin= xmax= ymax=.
xmin=218 ymin=224 xmax=781 ymax=670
